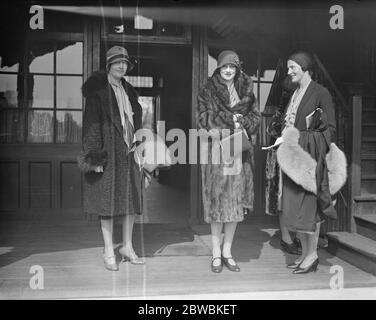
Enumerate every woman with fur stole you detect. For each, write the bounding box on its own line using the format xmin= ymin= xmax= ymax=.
xmin=276 ymin=52 xmax=346 ymax=274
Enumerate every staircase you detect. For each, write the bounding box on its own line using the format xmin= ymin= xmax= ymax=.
xmin=327 ymin=94 xmax=376 ymax=275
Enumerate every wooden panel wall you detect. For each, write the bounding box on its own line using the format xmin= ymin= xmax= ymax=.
xmin=61 ymin=162 xmax=82 ymax=209
xmin=29 ymin=162 xmax=52 ymax=208
xmin=0 ymin=145 xmax=82 ymax=217
xmin=0 ymin=162 xmax=20 ymax=210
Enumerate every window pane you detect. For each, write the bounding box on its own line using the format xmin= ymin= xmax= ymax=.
xmin=208 ymin=54 xmax=217 ymax=77
xmin=29 ymin=43 xmax=54 ymax=74
xmin=0 ymin=110 xmax=25 ymax=143
xmin=125 ymin=76 xmax=153 ymax=88
xmin=56 ymin=111 xmax=82 ymax=143
xmin=56 ymin=76 xmax=82 ymax=109
xmin=261 ymin=70 xmax=276 ymax=82
xmin=259 ymin=83 xmax=273 ymax=112
xmin=29 ymin=75 xmax=54 ymax=108
xmin=104 ymin=14 xmax=156 ymax=36
xmin=0 ymin=74 xmax=20 ymax=108
xmin=139 ymin=96 xmax=155 ymax=130
xmin=254 ymin=85 xmax=258 ymax=100
xmin=56 ymin=42 xmax=83 ymax=74
xmin=0 ymin=61 xmax=19 ymax=73
xmin=27 ymin=110 xmax=53 ymax=143
xmin=135 ymin=15 xmax=153 ymax=30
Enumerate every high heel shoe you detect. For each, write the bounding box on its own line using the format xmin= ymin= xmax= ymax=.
xmin=292 ymin=258 xmax=319 ymax=274
xmin=103 ymin=253 xmax=119 ymax=271
xmin=286 ymin=260 xmax=303 ymax=269
xmin=119 ymin=247 xmax=145 ymax=265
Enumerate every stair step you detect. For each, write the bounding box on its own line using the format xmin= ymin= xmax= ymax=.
xmin=327 ymin=232 xmax=376 ymax=275
xmin=354 ymin=194 xmax=376 ymax=202
xmin=353 ymin=195 xmax=376 ymax=214
xmin=354 ymin=214 xmax=376 ymax=241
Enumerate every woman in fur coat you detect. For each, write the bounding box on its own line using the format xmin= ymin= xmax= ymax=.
xmin=276 ymin=52 xmax=346 ymax=274
xmin=78 ymin=46 xmax=145 ymax=271
xmin=197 ymin=50 xmax=261 ymax=273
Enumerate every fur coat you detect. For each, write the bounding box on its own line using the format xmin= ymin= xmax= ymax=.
xmin=197 ymin=71 xmax=261 ymax=223
xmin=77 ymin=71 xmax=144 ymax=217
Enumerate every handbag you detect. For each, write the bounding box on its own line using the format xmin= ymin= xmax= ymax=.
xmin=134 ymin=131 xmax=172 ymax=173
xmin=219 ymin=112 xmax=253 ymax=163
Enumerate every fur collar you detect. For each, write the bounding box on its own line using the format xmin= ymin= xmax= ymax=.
xmin=277 ymin=126 xmax=347 ymax=195
xmin=207 ymin=71 xmax=255 ymax=115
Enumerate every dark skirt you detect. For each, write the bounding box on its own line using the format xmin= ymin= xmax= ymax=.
xmin=281 ymin=172 xmax=323 ymax=233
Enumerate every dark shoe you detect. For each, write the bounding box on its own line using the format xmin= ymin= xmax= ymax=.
xmin=211 ymin=257 xmax=223 ymax=273
xmin=280 ymin=240 xmax=302 ymax=255
xmin=221 ymin=256 xmax=240 ymax=272
xmin=292 ymin=258 xmax=319 ymax=274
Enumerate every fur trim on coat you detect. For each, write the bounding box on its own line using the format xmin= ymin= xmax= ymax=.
xmin=77 ymin=150 xmax=108 ymax=173
xmin=197 ymin=71 xmax=261 ymax=137
xmin=277 ymin=126 xmax=347 ymax=195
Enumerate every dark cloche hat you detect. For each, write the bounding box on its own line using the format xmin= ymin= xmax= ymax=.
xmin=106 ymin=46 xmax=134 ymax=71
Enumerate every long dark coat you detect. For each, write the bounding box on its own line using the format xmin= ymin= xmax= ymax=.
xmin=197 ymin=71 xmax=261 ymax=223
xmin=278 ymin=80 xmax=337 ymax=232
xmin=77 ymin=71 xmax=144 ymax=217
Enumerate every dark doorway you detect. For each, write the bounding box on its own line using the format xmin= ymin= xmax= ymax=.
xmin=101 ymin=43 xmax=192 ymax=223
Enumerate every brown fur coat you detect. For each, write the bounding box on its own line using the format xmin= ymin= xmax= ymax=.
xmin=197 ymin=71 xmax=261 ymax=223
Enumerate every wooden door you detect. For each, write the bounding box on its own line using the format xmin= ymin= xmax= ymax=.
xmin=0 ymin=35 xmax=86 ymax=220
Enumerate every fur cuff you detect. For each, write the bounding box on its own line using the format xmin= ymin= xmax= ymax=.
xmin=77 ymin=150 xmax=108 ymax=172
xmin=277 ymin=127 xmax=347 ymax=195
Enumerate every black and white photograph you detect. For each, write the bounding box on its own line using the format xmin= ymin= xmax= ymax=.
xmin=0 ymin=0 xmax=376 ymax=302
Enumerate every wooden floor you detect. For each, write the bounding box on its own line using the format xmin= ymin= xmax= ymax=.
xmin=1 ymin=219 xmax=376 ymax=299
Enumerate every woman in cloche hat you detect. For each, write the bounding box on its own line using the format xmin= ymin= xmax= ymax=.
xmin=197 ymin=50 xmax=261 ymax=273
xmin=276 ymin=51 xmax=346 ymax=274
xmin=78 ymin=46 xmax=146 ymax=271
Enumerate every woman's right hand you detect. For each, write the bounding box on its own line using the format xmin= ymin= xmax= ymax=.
xmin=233 ymin=114 xmax=242 ymax=129
xmin=94 ymin=166 xmax=103 ymax=173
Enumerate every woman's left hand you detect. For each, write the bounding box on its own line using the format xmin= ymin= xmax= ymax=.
xmin=233 ymin=113 xmax=242 ymax=129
